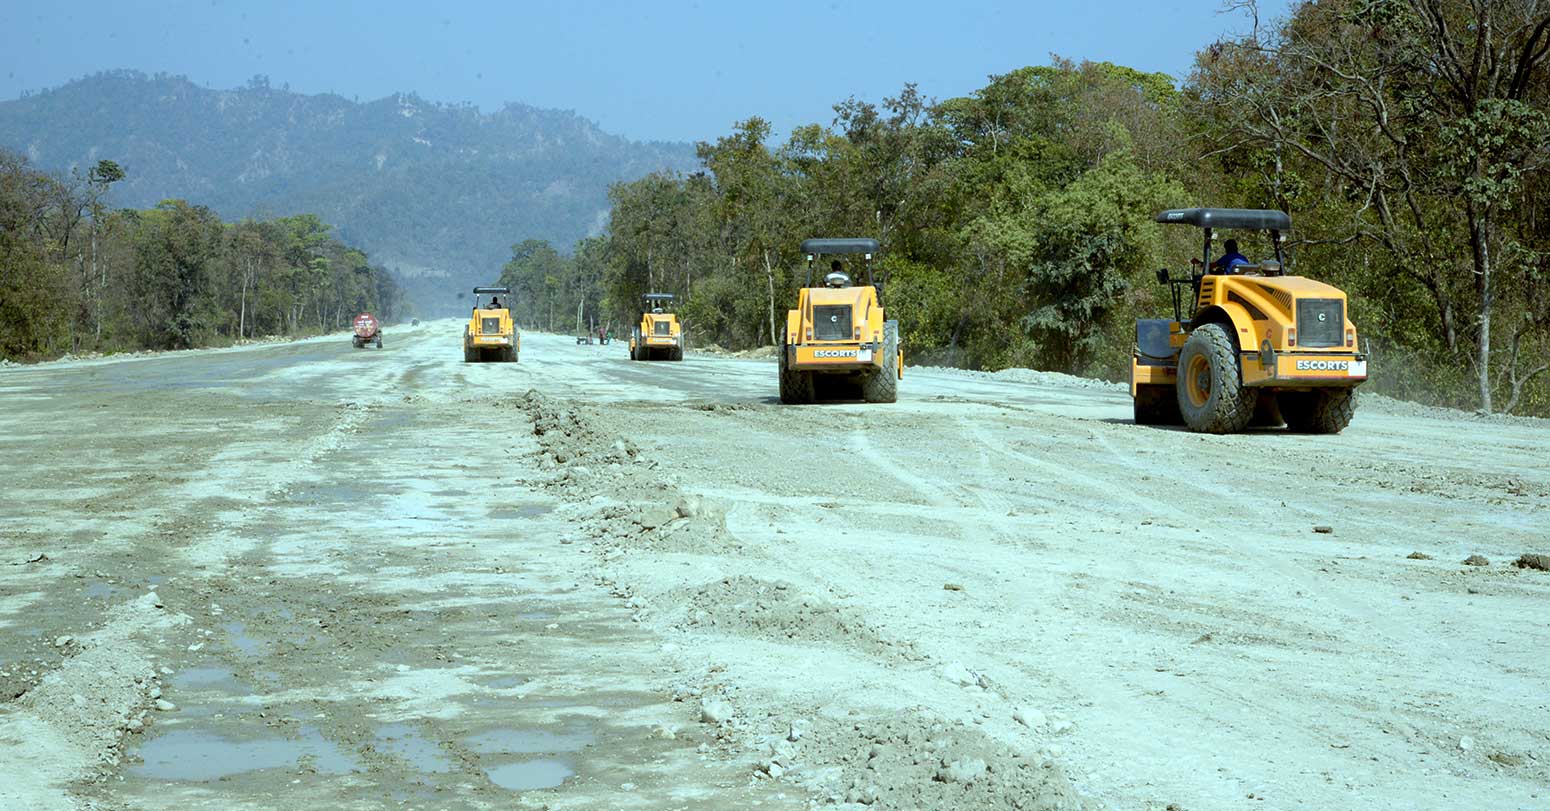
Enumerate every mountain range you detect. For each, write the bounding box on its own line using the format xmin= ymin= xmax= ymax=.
xmin=0 ymin=70 xmax=697 ymax=313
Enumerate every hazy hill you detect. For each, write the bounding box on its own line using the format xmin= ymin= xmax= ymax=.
xmin=0 ymin=71 xmax=696 ymax=314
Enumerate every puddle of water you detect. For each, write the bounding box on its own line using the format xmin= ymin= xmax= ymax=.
xmin=375 ymin=411 xmax=416 ymax=430
xmin=83 ymin=582 xmax=122 ymax=599
xmin=68 ymin=528 xmax=102 ymax=544
xmin=375 ymin=724 xmax=454 ymax=773
xmin=131 ymin=725 xmax=358 ymax=780
xmin=172 ymin=666 xmax=249 ymax=694
xmin=433 ymin=489 xmax=471 ymax=498
xmin=465 ymin=727 xmax=594 ymax=755
xmin=482 ymin=675 xmax=529 ymax=690
xmin=287 ymin=482 xmax=371 ymax=505
xmin=486 ymin=504 xmax=553 ymax=520
xmin=223 ymin=622 xmax=266 ymax=656
xmin=168 ymin=666 xmax=255 ymax=718
xmin=486 ymin=758 xmax=573 ymax=790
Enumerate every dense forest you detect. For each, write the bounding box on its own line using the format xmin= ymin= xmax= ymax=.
xmin=503 ymin=0 xmax=1550 ymax=416
xmin=0 ymin=149 xmax=404 ymax=360
xmin=0 ymin=71 xmax=694 ymax=309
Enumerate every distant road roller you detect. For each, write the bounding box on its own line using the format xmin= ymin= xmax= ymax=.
xmin=778 ymin=238 xmax=901 ymax=404
xmin=463 ymin=286 xmax=519 ymax=363
xmin=629 ymin=293 xmax=684 ymax=361
xmin=1132 ymin=208 xmax=1365 ymax=433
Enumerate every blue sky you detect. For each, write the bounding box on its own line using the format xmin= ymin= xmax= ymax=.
xmin=2 ymin=0 xmax=1292 ymax=143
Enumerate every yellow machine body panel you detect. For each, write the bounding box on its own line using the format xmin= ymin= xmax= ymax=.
xmin=1131 ymin=273 xmax=1365 ymax=393
xmin=631 ymin=312 xmax=681 ymax=351
xmin=466 ymin=308 xmax=516 ymax=348
xmin=464 ymin=306 xmax=519 ymax=362
xmin=1133 ymin=208 xmax=1362 ymax=433
xmin=783 ymin=286 xmax=900 ymax=374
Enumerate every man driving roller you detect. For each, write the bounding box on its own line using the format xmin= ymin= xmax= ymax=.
xmin=1210 ymin=239 xmax=1250 ymax=273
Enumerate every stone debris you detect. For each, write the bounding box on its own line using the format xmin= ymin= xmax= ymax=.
xmin=700 ymin=697 xmax=733 ymax=725
xmin=937 ymin=756 xmax=988 ymax=784
xmin=1513 ymin=554 xmax=1549 ymax=571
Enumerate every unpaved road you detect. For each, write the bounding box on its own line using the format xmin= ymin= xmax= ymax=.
xmin=1 ymin=321 xmax=1547 ymax=811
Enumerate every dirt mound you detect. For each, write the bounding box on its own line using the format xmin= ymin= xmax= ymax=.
xmin=0 ymin=594 xmax=186 ymax=810
xmin=674 ymin=576 xmax=910 ymax=659
xmin=991 ymin=367 xmax=1124 ymax=391
xmin=784 ymin=714 xmax=1091 ymax=810
xmin=1462 ymin=554 xmax=1490 ymax=567
xmin=522 ymin=389 xmax=639 ymax=466
xmin=1360 ymin=392 xmax=1549 ymax=426
xmin=579 ymin=497 xmax=743 ymax=555
xmin=689 ymin=401 xmax=772 ymax=414
xmin=688 ymin=343 xmax=777 ymax=359
xmin=1513 ymin=554 xmax=1550 ymax=571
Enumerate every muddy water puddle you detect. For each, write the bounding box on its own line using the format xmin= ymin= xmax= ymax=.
xmin=375 ymin=723 xmax=454 ymax=773
xmin=131 ymin=725 xmax=358 ymax=781
xmin=486 ymin=504 xmax=553 ymax=520
xmin=466 ymin=724 xmax=593 ymax=792
xmin=223 ymin=621 xmax=267 ymax=656
xmin=284 ymin=481 xmax=378 ymax=507
xmin=82 ymin=574 xmax=166 ymax=600
xmin=166 ymin=663 xmax=268 ymax=718
xmin=172 ymin=665 xmax=250 ymax=693
xmin=82 ymin=581 xmax=123 ymax=599
xmin=465 ymin=725 xmax=596 ymax=755
xmin=373 ymin=410 xmax=416 ymax=431
xmin=487 ymin=758 xmax=574 ymax=789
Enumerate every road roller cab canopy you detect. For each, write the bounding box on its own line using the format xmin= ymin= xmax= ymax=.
xmin=1156 ymin=208 xmax=1291 ymax=274
xmin=472 ymin=286 xmax=511 ymax=311
xmin=1155 ymin=208 xmax=1291 ymax=231
xmin=800 ymin=238 xmax=885 ymax=301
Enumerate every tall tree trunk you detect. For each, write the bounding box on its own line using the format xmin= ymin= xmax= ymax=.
xmin=91 ymin=228 xmax=101 ymax=343
xmin=238 ymin=258 xmax=250 ymax=341
xmin=762 ymin=249 xmax=777 ymax=347
xmin=1468 ymin=200 xmax=1494 ymax=412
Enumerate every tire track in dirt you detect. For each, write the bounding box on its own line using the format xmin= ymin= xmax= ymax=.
xmin=519 ymin=392 xmax=1093 ymax=810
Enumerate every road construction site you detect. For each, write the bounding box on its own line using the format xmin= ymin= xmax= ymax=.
xmin=1 ymin=322 xmax=1546 ymax=811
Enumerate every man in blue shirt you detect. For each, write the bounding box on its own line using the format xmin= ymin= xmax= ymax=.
xmin=1211 ymin=239 xmax=1250 ymax=273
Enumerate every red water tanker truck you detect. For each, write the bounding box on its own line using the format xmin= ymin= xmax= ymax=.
xmin=352 ymin=313 xmax=383 ymax=349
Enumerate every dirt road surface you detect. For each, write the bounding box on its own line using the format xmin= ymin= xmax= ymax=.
xmin=2 ymin=322 xmax=1546 ymax=811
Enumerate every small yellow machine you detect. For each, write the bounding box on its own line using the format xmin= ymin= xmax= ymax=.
xmin=779 ymin=238 xmax=901 ymax=404
xmin=629 ymin=293 xmax=684 ymax=361
xmin=463 ymin=285 xmax=519 ymax=363
xmin=1132 ymin=208 xmax=1365 ymax=433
